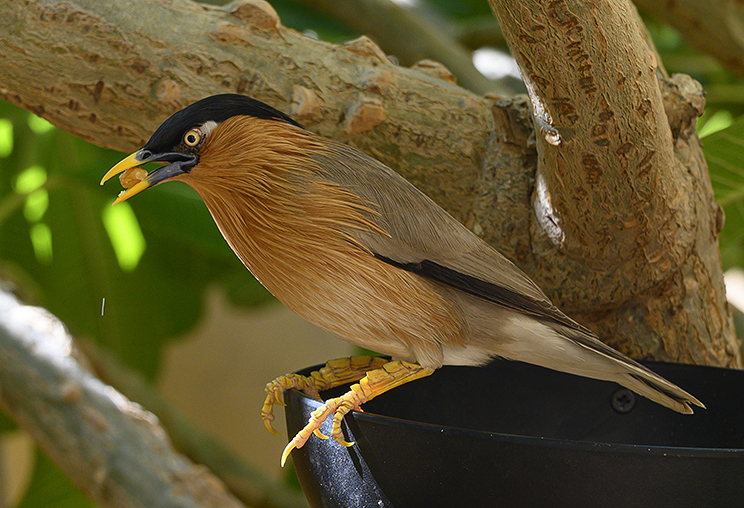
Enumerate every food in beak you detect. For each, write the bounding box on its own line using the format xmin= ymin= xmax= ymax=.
xmin=120 ymin=167 xmax=148 ymax=189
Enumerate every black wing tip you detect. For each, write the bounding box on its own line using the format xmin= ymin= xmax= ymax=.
xmin=374 ymin=254 xmax=578 ymax=329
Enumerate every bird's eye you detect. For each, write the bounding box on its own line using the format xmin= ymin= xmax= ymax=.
xmin=183 ymin=129 xmax=202 ymax=147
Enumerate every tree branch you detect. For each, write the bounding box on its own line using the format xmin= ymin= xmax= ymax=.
xmin=289 ymin=0 xmax=513 ymax=95
xmin=0 ymin=0 xmax=497 ymax=226
xmin=1 ymin=2 xmax=739 ymax=506
xmin=488 ymin=0 xmax=739 ymax=366
xmin=81 ymin=342 xmax=309 ymax=508
xmin=0 ymin=287 xmax=248 ymax=508
xmin=634 ymin=0 xmax=744 ymax=80
xmin=452 ymin=16 xmax=507 ymax=51
xmin=0 ymin=0 xmax=736 ymax=368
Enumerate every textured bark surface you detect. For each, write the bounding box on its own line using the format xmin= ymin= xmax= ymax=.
xmin=290 ymin=0 xmax=511 ymax=95
xmin=0 ymin=0 xmax=496 ymax=226
xmin=0 ymin=0 xmax=738 ymax=368
xmin=488 ymin=0 xmax=739 ymax=366
xmin=0 ymin=0 xmax=741 ymax=504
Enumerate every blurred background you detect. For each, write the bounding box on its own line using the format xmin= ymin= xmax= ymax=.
xmin=3 ymin=0 xmax=744 ymax=506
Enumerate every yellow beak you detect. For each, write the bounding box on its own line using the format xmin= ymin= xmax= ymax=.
xmin=102 ymin=149 xmax=197 ymax=206
xmin=100 ymin=152 xmax=152 ymax=206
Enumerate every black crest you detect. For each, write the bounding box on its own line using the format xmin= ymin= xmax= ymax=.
xmin=143 ymin=94 xmax=303 ymax=153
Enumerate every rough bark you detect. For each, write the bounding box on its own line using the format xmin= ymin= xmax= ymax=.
xmin=0 ymin=288 xmax=249 ymax=508
xmin=0 ymin=0 xmax=737 ymax=361
xmin=0 ymin=0 xmax=495 ymax=225
xmin=0 ymin=0 xmax=740 ymax=504
xmin=488 ymin=0 xmax=739 ymax=366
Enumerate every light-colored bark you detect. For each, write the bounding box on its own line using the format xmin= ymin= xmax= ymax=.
xmin=488 ymin=0 xmax=739 ymax=366
xmin=0 ymin=0 xmax=737 ymax=363
xmin=0 ymin=288 xmax=249 ymax=508
xmin=83 ymin=342 xmax=309 ymax=508
xmin=290 ymin=0 xmax=513 ymax=96
xmin=0 ymin=0 xmax=496 ymax=224
xmin=0 ymin=0 xmax=740 ymax=504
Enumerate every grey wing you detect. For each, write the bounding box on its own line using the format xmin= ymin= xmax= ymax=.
xmin=313 ymin=143 xmax=705 ymax=412
xmin=315 ymin=142 xmax=586 ymax=332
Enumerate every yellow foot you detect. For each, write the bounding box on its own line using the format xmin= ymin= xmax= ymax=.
xmin=280 ymin=360 xmax=434 ymax=466
xmin=261 ymin=356 xmax=389 ymax=437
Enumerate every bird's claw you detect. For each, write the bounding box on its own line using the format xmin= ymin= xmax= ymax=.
xmin=279 ymin=366 xmax=434 ymax=465
xmin=261 ymin=356 xmax=389 ymax=441
xmin=262 ymin=357 xmax=433 ymax=467
xmin=280 ymin=391 xmax=362 ymax=466
xmin=262 ymin=373 xmax=321 ymax=437
xmin=263 ymin=417 xmax=282 ymax=436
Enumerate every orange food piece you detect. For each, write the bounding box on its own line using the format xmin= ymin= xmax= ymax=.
xmin=119 ymin=167 xmax=148 ymax=189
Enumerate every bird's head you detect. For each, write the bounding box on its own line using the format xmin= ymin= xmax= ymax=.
xmin=100 ymin=94 xmax=303 ymax=205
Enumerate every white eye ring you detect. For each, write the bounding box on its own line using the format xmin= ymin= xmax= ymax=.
xmin=184 ymin=128 xmax=202 ymax=147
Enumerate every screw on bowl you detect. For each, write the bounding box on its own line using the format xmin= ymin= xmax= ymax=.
xmin=611 ymin=388 xmax=636 ymax=413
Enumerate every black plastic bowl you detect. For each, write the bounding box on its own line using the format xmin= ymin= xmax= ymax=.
xmin=284 ymin=359 xmax=744 ymax=508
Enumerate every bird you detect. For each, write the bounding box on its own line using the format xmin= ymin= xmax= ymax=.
xmin=101 ymin=93 xmax=703 ymax=465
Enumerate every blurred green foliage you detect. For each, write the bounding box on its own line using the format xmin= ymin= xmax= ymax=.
xmin=702 ymin=117 xmax=744 ymax=268
xmin=0 ymin=100 xmax=272 ymax=507
xmin=3 ymin=1 xmax=744 ymax=507
xmin=0 ymin=100 xmax=273 ymax=381
xmin=17 ymin=451 xmax=94 ymax=508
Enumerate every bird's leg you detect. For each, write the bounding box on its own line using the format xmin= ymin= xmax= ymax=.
xmin=281 ymin=361 xmax=434 ymax=466
xmin=262 ymin=356 xmax=390 ymax=436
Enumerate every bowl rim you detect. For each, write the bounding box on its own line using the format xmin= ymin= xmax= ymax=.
xmin=289 ymin=360 xmax=744 ymax=459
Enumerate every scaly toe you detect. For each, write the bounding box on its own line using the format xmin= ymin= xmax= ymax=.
xmin=337 ymin=436 xmax=355 ymax=447
xmin=313 ymin=428 xmax=330 ymax=440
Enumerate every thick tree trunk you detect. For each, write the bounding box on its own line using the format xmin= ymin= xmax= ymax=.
xmin=0 ymin=0 xmax=738 ymax=371
xmin=0 ymin=0 xmax=737 ymax=365
xmin=488 ymin=0 xmax=739 ymax=366
xmin=634 ymin=0 xmax=744 ymax=81
xmin=0 ymin=0 xmax=494 ymax=225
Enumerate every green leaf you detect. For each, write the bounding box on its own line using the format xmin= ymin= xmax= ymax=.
xmin=101 ymin=202 xmax=146 ymax=272
xmin=699 ymin=109 xmax=733 ymax=138
xmin=0 ymin=118 xmax=13 ymax=158
xmin=704 ymin=115 xmax=744 ymax=268
xmin=17 ymin=448 xmax=95 ymax=508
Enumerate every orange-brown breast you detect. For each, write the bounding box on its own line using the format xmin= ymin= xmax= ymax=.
xmin=173 ymin=117 xmax=466 ymax=368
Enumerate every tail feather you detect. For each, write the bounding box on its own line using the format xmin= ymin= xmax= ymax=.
xmin=618 ymin=370 xmax=704 ymax=414
xmin=497 ymin=315 xmax=705 ymax=414
xmin=561 ymin=326 xmax=706 ymax=414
